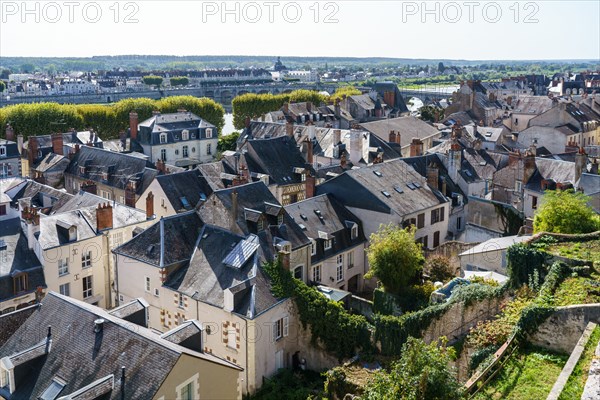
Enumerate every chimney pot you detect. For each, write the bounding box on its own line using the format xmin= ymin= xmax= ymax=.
xmin=129 ymin=112 xmax=139 ymax=140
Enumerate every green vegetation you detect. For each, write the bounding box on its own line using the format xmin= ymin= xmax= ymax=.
xmin=231 ymin=90 xmax=328 ymax=129
xmin=0 ymin=96 xmax=224 ymax=139
xmin=142 ymin=75 xmax=163 ymax=87
xmin=217 ymin=131 xmax=240 ymax=153
xmin=419 ymin=105 xmax=445 ymax=122
xmin=473 ymin=345 xmax=567 ymax=400
xmin=506 ymin=243 xmax=548 ymax=288
xmin=169 ymin=76 xmax=189 ymax=86
xmin=250 ymin=369 xmax=325 ymax=400
xmin=558 ymin=325 xmax=600 ymax=400
xmin=365 ymin=225 xmax=425 ymax=294
xmin=0 ymin=80 xmax=5 ymax=92
xmin=329 ymin=85 xmax=361 ymax=103
xmin=425 ymin=255 xmax=455 ymax=283
xmin=533 ymin=190 xmax=600 ymax=234
xmin=360 ymin=337 xmax=464 ymax=400
xmin=548 ymin=238 xmax=600 ymax=265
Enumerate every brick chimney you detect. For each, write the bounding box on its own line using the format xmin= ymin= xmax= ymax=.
xmin=5 ymin=124 xmax=15 ymax=142
xmin=304 ymin=137 xmax=313 ymax=165
xmin=283 ymin=102 xmax=289 ymax=113
xmin=388 ymin=130 xmax=397 ymax=144
xmin=575 ymin=147 xmax=587 ymax=183
xmin=305 ymin=173 xmax=315 ymax=198
xmin=426 ymin=162 xmax=439 ymax=190
xmin=146 ymin=191 xmax=154 ymax=219
xmin=129 ymin=112 xmax=138 ymax=140
xmin=409 ymin=138 xmax=423 ymax=157
xmin=286 ymin=121 xmax=294 ymax=138
xmin=80 ymin=180 xmax=97 ymax=195
xmin=96 ymin=203 xmax=113 ymax=231
xmin=340 ymin=152 xmax=347 ymax=169
xmin=51 ymin=133 xmax=63 ymax=155
xmin=277 ymin=249 xmax=290 ymax=271
xmin=333 ymin=129 xmax=341 ymax=145
xmin=156 ymin=159 xmax=167 ymax=174
xmin=125 ymin=181 xmax=136 ymax=208
xmin=523 ymin=150 xmax=536 ymax=183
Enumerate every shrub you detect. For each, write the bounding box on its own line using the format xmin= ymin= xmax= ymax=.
xmin=425 ymin=255 xmax=455 ymax=283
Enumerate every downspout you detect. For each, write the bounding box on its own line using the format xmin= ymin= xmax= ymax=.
xmin=103 ymin=231 xmax=112 ymax=308
xmin=114 ymin=252 xmax=120 ymax=307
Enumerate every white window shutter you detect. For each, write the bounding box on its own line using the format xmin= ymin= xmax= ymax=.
xmin=283 ymin=316 xmax=289 ymax=337
xmin=272 ymin=322 xmax=277 ymax=342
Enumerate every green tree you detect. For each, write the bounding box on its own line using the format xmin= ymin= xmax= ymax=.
xmin=218 ymin=131 xmax=240 ymax=152
xmin=142 ymin=75 xmax=163 ymax=87
xmin=169 ymin=76 xmax=189 ymax=86
xmin=156 ymin=96 xmax=225 ymax=132
xmin=425 ymin=255 xmax=454 ymax=283
xmin=533 ymin=190 xmax=599 ymax=234
xmin=365 ymin=224 xmax=425 ymax=294
xmin=329 ymin=86 xmax=361 ymax=103
xmin=0 ymin=81 xmax=5 ymax=93
xmin=360 ymin=337 xmax=464 ymax=400
xmin=419 ymin=105 xmax=444 ymax=123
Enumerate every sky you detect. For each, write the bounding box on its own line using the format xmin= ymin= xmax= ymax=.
xmin=0 ymin=0 xmax=599 ymax=60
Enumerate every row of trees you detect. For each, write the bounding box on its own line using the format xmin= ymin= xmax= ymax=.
xmin=141 ymin=75 xmax=190 ymax=87
xmin=0 ymin=95 xmax=225 ymax=139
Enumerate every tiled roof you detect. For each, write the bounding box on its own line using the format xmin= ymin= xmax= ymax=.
xmin=156 ymin=169 xmax=213 ymax=212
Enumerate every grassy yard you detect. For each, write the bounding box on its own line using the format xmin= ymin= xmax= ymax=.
xmin=547 ymin=239 xmax=600 ymax=265
xmin=553 ymin=273 xmax=600 ymax=306
xmin=558 ymin=325 xmax=600 ymax=400
xmin=473 ymin=346 xmax=567 ymax=400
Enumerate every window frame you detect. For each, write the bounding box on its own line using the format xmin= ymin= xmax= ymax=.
xmin=81 ymin=251 xmax=92 ymax=269
xmin=82 ymin=275 xmax=93 ymax=299
xmin=59 ymin=282 xmax=70 ymax=296
xmin=58 ymin=258 xmax=69 ymax=276
xmin=312 ymin=264 xmax=321 ymax=282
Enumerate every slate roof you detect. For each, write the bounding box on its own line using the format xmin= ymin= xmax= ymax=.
xmin=137 ymin=112 xmax=216 ymax=146
xmin=7 ymin=179 xmax=74 ymax=214
xmin=165 ymin=226 xmax=279 ymax=318
xmin=113 ymin=211 xmax=204 ymax=267
xmin=372 ymin=82 xmax=410 ymax=113
xmin=196 ymin=162 xmax=230 ymax=191
xmin=525 ymin=158 xmax=577 ymax=193
xmin=284 ymin=194 xmax=366 ymax=264
xmin=0 ymin=292 xmax=239 ymax=400
xmin=360 ymin=116 xmax=439 ymax=148
xmin=155 ymin=169 xmax=213 ymax=212
xmin=65 ymin=146 xmax=158 ymax=195
xmin=33 ymin=152 xmax=68 ymax=173
xmin=0 ymin=218 xmax=45 ymax=303
xmin=316 ymin=158 xmax=448 ymax=216
xmin=208 ymin=182 xmax=310 ymax=253
xmin=0 ymin=140 xmax=20 ymax=158
xmin=511 ymin=96 xmax=554 ymax=115
xmin=243 ymin=136 xmax=310 ymax=185
xmin=402 ymin=153 xmax=467 ymax=199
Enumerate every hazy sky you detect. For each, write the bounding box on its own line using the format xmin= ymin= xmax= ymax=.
xmin=1 ymin=0 xmax=599 ymax=60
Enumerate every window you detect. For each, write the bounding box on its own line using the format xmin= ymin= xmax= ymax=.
xmin=206 ymin=143 xmax=212 ymax=155
xmin=431 ymin=209 xmax=439 ymax=224
xmin=423 ymin=235 xmax=428 ymax=249
xmin=310 ymin=239 xmax=316 ymax=256
xmin=532 ymin=195 xmax=538 ymax=210
xmin=301 ymin=173 xmax=306 ymax=182
xmin=457 ymin=217 xmax=463 ymax=231
xmin=182 ymin=145 xmax=189 ymax=158
xmin=0 ymin=146 xmax=5 ymax=157
xmin=13 ymin=273 xmax=27 ymax=293
xmin=417 ymin=213 xmax=425 ymax=229
xmin=82 ymin=276 xmax=93 ymax=299
xmin=160 ymin=149 xmax=167 ymax=161
xmin=205 ymin=128 xmax=213 ymax=138
xmin=324 ymin=239 xmax=332 ymax=251
xmin=347 ymin=252 xmax=354 ymax=268
xmin=145 ymin=276 xmax=151 ymax=292
xmin=180 ymin=382 xmax=193 ymax=400
xmin=312 ymin=265 xmax=321 ymax=282
xmin=182 ymin=130 xmax=189 ymax=140
xmin=159 ymin=133 xmax=167 ymax=144
xmin=59 ymin=283 xmax=70 ymax=296
xmin=337 ymin=254 xmax=344 ymax=265
xmin=112 ymin=232 xmax=123 ymax=247
xmin=81 ymin=251 xmax=91 ymax=268
xmin=294 ymin=265 xmax=303 ymax=280
xmin=178 ymin=293 xmax=185 ymax=308
xmin=277 ymin=213 xmax=284 ymax=225
xmin=272 ymin=316 xmax=289 ymax=341
xmin=515 ymin=180 xmax=522 ymax=193
xmin=227 ymin=324 xmax=237 ymax=349
xmin=336 ymin=264 xmax=344 ymax=282
xmin=257 ymin=219 xmax=264 ymax=231
xmin=58 ymin=259 xmax=69 ymax=276
xmin=0 ymin=204 xmax=6 ymax=216
xmin=433 ymin=231 xmax=440 ymax=248
xmin=154 ymin=288 xmax=160 ymax=297
xmin=351 ymin=224 xmax=358 ymax=240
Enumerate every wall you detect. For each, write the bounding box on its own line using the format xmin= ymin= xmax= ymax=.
xmin=518 ymin=126 xmax=567 ymax=154
xmin=426 ymin=240 xmax=478 ymax=275
xmin=136 ymin=180 xmax=175 ymax=218
xmin=529 ymin=304 xmax=600 ymax=354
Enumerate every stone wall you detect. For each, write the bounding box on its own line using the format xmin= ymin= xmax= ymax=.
xmin=425 ymin=240 xmax=479 ymax=275
xmin=529 ymin=304 xmax=600 ymax=354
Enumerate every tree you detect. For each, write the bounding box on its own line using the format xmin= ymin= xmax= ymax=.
xmin=365 ymin=224 xmax=425 ymax=294
xmin=0 ymin=81 xmax=5 ymax=93
xmin=329 ymin=86 xmax=361 ymax=103
xmin=419 ymin=105 xmax=444 ymax=123
xmin=533 ymin=190 xmax=600 ymax=234
xmin=142 ymin=75 xmax=163 ymax=87
xmin=360 ymin=337 xmax=464 ymax=400
xmin=218 ymin=131 xmax=240 ymax=152
xmin=169 ymin=76 xmax=189 ymax=86
xmin=425 ymin=255 xmax=454 ymax=283
xmin=438 ymin=62 xmax=445 ymax=73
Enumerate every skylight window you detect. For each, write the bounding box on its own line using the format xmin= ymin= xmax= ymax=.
xmin=180 ymin=196 xmax=191 ymax=209
xmin=381 ymin=191 xmax=391 ymax=198
xmin=394 ymin=186 xmax=404 ymax=194
xmin=373 ymin=170 xmax=382 ymax=177
xmin=407 ymin=183 xmax=416 ymax=190
xmin=300 ymin=214 xmax=308 ymax=220
xmin=39 ymin=378 xmax=66 ymax=400
xmin=413 ymin=182 xmax=421 ymax=189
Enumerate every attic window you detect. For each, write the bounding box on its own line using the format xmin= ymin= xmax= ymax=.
xmin=79 ymin=166 xmax=85 ymax=174
xmin=205 ymin=128 xmax=213 ymax=138
xmin=394 ymin=186 xmax=404 ymax=194
xmin=373 ymin=170 xmax=382 ymax=177
xmin=277 ymin=213 xmax=284 ymax=225
xmin=407 ymin=183 xmax=416 ymax=190
xmin=381 ymin=190 xmax=391 ymax=198
xmin=102 ymin=172 xmax=108 ymax=180
xmin=300 ymin=214 xmax=308 ymax=221
xmin=39 ymin=377 xmax=66 ymax=400
xmin=180 ymin=197 xmax=191 ymax=209
xmin=413 ymin=182 xmax=421 ymax=189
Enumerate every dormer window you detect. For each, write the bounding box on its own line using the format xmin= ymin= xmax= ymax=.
xmin=13 ymin=273 xmax=28 ymax=294
xmin=159 ymin=133 xmax=167 ymax=144
xmin=257 ymin=219 xmax=265 ymax=231
xmin=0 ymin=146 xmax=6 ymax=157
xmin=79 ymin=166 xmax=86 ymax=174
xmin=351 ymin=225 xmax=358 ymax=240
xmin=277 ymin=213 xmax=284 ymax=225
xmin=324 ymin=239 xmax=333 ymax=251
xmin=205 ymin=128 xmax=213 ymax=138
xmin=102 ymin=172 xmax=108 ymax=181
xmin=182 ymin=129 xmax=189 ymax=140
xmin=310 ymin=238 xmax=316 ymax=256
xmin=129 ymin=179 xmax=137 ymax=191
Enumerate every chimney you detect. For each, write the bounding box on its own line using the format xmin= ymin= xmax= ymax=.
xmin=51 ymin=133 xmax=64 ymax=155
xmin=286 ymin=121 xmax=294 ymax=138
xmin=307 ymin=121 xmax=316 ymax=140
xmin=523 ymin=150 xmax=536 ymax=183
xmin=277 ymin=250 xmax=290 ymax=271
xmin=349 ymin=130 xmax=364 ymax=165
xmin=244 ymin=116 xmax=251 ymax=128
xmin=426 ymin=163 xmax=439 ymax=190
xmin=28 ymin=136 xmax=39 ymax=175
xmin=575 ymin=147 xmax=587 ymax=183
xmin=508 ymin=150 xmax=520 ymax=166
xmin=129 ymin=112 xmax=138 ymax=140
xmin=152 ymin=110 xmax=161 ymax=116
xmin=80 ymin=180 xmax=97 ymax=195
xmin=125 ymin=181 xmax=136 ymax=208
xmin=409 ymin=138 xmax=423 ymax=157
xmin=306 ymin=102 xmax=312 ymax=112
xmin=17 ymin=134 xmax=24 ymax=155
xmin=146 ymin=191 xmax=154 ymax=219
xmin=340 ymin=152 xmax=347 ymax=169
xmin=94 ymin=318 xmax=105 ymax=333
xmin=304 ymin=137 xmax=313 ymax=165
xmin=388 ymin=130 xmax=397 ymax=144
xmin=156 ymin=159 xmax=167 ymax=174
xmin=334 ymin=100 xmax=341 ymax=118
xmin=230 ymin=189 xmax=239 ymax=232
xmin=440 ymin=177 xmax=447 ymax=196
xmin=283 ymin=102 xmax=289 ymax=113
xmin=333 ymin=129 xmax=341 ymax=145
xmin=5 ymin=124 xmax=15 ymax=142
xmin=305 ymin=174 xmax=315 ymax=198
xmin=96 ymin=203 xmax=114 ymax=231
xmin=473 ymin=139 xmax=482 ymax=151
